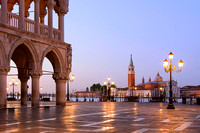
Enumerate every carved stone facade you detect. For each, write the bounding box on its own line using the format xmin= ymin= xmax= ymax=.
xmin=0 ymin=0 xmax=71 ymax=108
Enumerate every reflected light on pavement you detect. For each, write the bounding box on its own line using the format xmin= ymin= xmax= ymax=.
xmin=102 ymin=103 xmax=115 ymax=131
xmin=159 ymin=103 xmax=163 ymax=107
xmin=133 ymin=107 xmax=138 ymax=115
xmin=159 ymin=109 xmax=163 ymax=113
xmin=101 ymin=126 xmax=114 ymax=131
xmin=103 ymin=113 xmax=116 ymax=118
xmin=14 ymin=109 xmax=19 ymax=120
xmin=133 ymin=107 xmax=137 ymax=111
xmin=63 ymin=105 xmax=77 ymax=129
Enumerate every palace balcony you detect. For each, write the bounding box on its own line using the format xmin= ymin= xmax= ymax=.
xmin=0 ymin=10 xmax=62 ymax=41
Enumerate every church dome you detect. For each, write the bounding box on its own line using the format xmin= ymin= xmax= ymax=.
xmin=154 ymin=72 xmax=163 ymax=82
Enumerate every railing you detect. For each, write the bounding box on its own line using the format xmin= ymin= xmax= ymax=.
xmin=25 ymin=18 xmax=34 ymax=33
xmin=7 ymin=12 xmax=19 ymax=28
xmin=53 ymin=29 xmax=61 ymax=40
xmin=5 ymin=12 xmax=62 ymax=41
xmin=40 ymin=24 xmax=49 ymax=38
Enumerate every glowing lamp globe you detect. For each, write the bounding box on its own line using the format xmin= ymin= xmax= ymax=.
xmin=71 ymin=75 xmax=75 ymax=80
xmin=169 ymin=52 xmax=174 ymax=60
xmin=163 ymin=59 xmax=169 ymax=68
xmin=178 ymin=60 xmax=184 ymax=68
xmin=104 ymin=81 xmax=107 ymax=85
xmin=111 ymin=81 xmax=115 ymax=85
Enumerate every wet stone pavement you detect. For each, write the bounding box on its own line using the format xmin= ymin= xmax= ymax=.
xmin=0 ymin=102 xmax=200 ymax=133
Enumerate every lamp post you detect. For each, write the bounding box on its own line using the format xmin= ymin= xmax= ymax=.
xmin=67 ymin=75 xmax=75 ymax=101
xmin=9 ymin=78 xmax=18 ymax=100
xmin=104 ymin=76 xmax=115 ymax=101
xmin=163 ymin=52 xmax=183 ymax=109
xmin=111 ymin=87 xmax=115 ymax=101
xmin=159 ymin=87 xmax=163 ymax=97
xmin=40 ymin=87 xmax=43 ymax=100
xmin=134 ymin=87 xmax=137 ymax=96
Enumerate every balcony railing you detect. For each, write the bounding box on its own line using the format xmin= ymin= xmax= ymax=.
xmin=40 ymin=24 xmax=49 ymax=38
xmin=7 ymin=12 xmax=19 ymax=28
xmin=5 ymin=11 xmax=61 ymax=41
xmin=25 ymin=18 xmax=34 ymax=33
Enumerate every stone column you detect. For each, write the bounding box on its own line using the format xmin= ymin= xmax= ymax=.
xmin=53 ymin=74 xmax=67 ymax=106
xmin=47 ymin=0 xmax=55 ymax=38
xmin=31 ymin=75 xmax=40 ymax=107
xmin=0 ymin=70 xmax=8 ymax=108
xmin=58 ymin=13 xmax=65 ymax=41
xmin=55 ymin=2 xmax=68 ymax=41
xmin=19 ymin=76 xmax=29 ymax=106
xmin=19 ymin=0 xmax=25 ymax=30
xmin=56 ymin=79 xmax=67 ymax=105
xmin=34 ymin=0 xmax=40 ymax=34
xmin=1 ymin=0 xmax=8 ymax=24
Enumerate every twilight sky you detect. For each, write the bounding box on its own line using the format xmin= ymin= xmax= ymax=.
xmin=7 ymin=0 xmax=200 ymax=94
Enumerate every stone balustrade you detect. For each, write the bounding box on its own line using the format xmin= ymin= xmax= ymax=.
xmin=5 ymin=10 xmax=61 ymax=41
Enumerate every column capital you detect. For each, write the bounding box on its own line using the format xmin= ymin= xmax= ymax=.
xmin=56 ymin=9 xmax=68 ymax=16
xmin=53 ymin=73 xmax=68 ymax=81
xmin=18 ymin=75 xmax=30 ymax=82
xmin=0 ymin=67 xmax=10 ymax=75
xmin=55 ymin=0 xmax=69 ymax=15
xmin=34 ymin=0 xmax=40 ymax=3
xmin=29 ymin=70 xmax=42 ymax=77
xmin=47 ymin=0 xmax=55 ymax=9
xmin=40 ymin=9 xmax=47 ymax=18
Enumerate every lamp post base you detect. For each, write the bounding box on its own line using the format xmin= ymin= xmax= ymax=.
xmin=167 ymin=104 xmax=175 ymax=109
xmin=66 ymin=98 xmax=70 ymax=102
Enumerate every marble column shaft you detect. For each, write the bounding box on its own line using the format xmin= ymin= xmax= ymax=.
xmin=0 ymin=72 xmax=7 ymax=108
xmin=20 ymin=78 xmax=29 ymax=106
xmin=31 ymin=75 xmax=40 ymax=107
xmin=34 ymin=0 xmax=40 ymax=34
xmin=1 ymin=0 xmax=8 ymax=24
xmin=56 ymin=79 xmax=67 ymax=105
xmin=48 ymin=1 xmax=54 ymax=38
xmin=19 ymin=0 xmax=25 ymax=29
xmin=58 ymin=13 xmax=65 ymax=42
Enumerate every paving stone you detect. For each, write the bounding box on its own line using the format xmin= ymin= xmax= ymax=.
xmin=0 ymin=102 xmax=200 ymax=133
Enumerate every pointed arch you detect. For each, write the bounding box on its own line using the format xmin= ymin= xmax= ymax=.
xmin=0 ymin=40 xmax=7 ymax=67
xmin=8 ymin=38 xmax=39 ymax=70
xmin=40 ymin=46 xmax=65 ymax=74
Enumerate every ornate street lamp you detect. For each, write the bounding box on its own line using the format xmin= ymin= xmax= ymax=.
xmin=67 ymin=75 xmax=75 ymax=101
xmin=9 ymin=78 xmax=18 ymax=100
xmin=40 ymin=87 xmax=43 ymax=100
xmin=163 ymin=52 xmax=183 ymax=109
xmin=134 ymin=87 xmax=137 ymax=96
xmin=104 ymin=76 xmax=115 ymax=101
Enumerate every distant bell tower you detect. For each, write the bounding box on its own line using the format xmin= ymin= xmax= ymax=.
xmin=128 ymin=55 xmax=135 ymax=88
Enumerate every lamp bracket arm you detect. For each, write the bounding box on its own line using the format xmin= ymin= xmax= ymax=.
xmin=164 ymin=66 xmax=170 ymax=73
xmin=172 ymin=65 xmax=181 ymax=72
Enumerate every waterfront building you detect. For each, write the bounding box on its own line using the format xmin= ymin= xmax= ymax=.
xmin=136 ymin=72 xmax=180 ymax=98
xmin=116 ymin=88 xmax=129 ymax=96
xmin=73 ymin=91 xmax=101 ymax=98
xmin=180 ymin=86 xmax=200 ymax=97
